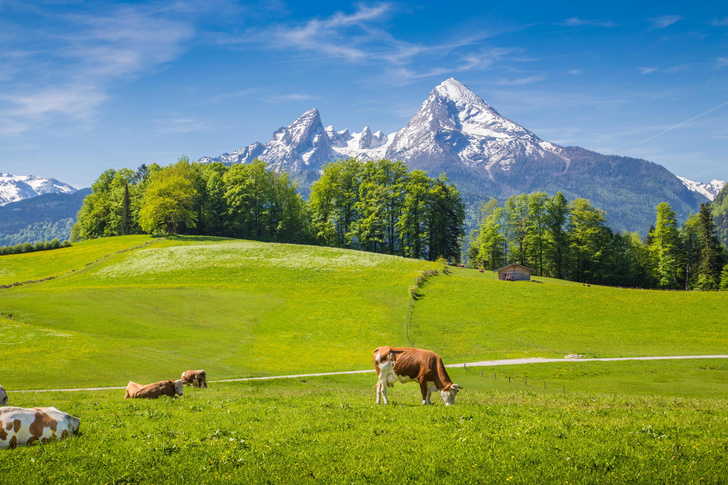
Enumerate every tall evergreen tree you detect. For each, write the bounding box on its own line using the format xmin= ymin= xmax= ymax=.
xmin=696 ymin=203 xmax=727 ymax=290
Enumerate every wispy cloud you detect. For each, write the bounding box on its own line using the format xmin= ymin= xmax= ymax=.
xmin=0 ymin=2 xmax=197 ymax=135
xmin=711 ymin=18 xmax=728 ymax=26
xmin=221 ymin=4 xmax=518 ymax=85
xmin=717 ymin=57 xmax=728 ymax=68
xmin=267 ymin=94 xmax=319 ymax=103
xmin=562 ymin=17 xmax=615 ymax=28
xmin=649 ymin=15 xmax=683 ymax=30
xmin=497 ymin=75 xmax=546 ymax=86
xmin=639 ymin=67 xmax=658 ymax=75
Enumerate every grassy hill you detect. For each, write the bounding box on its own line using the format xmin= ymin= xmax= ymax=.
xmin=1 ymin=235 xmax=726 ymax=391
xmin=2 ymin=236 xmax=728 ymax=483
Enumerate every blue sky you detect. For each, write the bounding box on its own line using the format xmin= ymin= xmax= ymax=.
xmin=1 ymin=0 xmax=726 ymax=189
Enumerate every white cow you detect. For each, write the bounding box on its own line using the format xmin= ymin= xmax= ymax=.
xmin=0 ymin=406 xmax=81 ymax=449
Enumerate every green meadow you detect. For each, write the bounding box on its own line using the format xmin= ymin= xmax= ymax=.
xmin=1 ymin=235 xmax=727 ymax=483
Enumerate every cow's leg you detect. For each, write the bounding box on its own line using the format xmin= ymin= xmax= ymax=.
xmin=380 ymin=380 xmax=390 ymax=405
xmin=419 ymin=380 xmax=430 ymax=405
xmin=376 ymin=378 xmax=390 ymax=405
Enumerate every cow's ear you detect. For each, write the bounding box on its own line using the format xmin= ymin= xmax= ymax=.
xmin=452 ymin=384 xmax=463 ymax=390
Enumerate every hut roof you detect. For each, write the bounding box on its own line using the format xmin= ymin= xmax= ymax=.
xmin=494 ymin=263 xmax=535 ymax=273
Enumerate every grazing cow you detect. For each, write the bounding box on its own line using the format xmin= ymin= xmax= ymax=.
xmin=372 ymin=347 xmax=462 ymax=406
xmin=181 ymin=370 xmax=207 ymax=388
xmin=124 ymin=380 xmax=184 ymax=399
xmin=0 ymin=407 xmax=80 ymax=449
xmin=0 ymin=385 xmax=7 ymax=406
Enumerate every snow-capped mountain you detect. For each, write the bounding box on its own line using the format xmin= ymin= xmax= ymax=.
xmin=677 ymin=177 xmax=726 ymax=201
xmin=385 ymin=78 xmax=567 ymax=178
xmin=200 ymin=78 xmax=567 ymax=177
xmin=200 ymin=78 xmax=711 ymax=232
xmin=0 ymin=173 xmax=77 ymax=206
xmin=199 ymin=108 xmax=393 ymax=172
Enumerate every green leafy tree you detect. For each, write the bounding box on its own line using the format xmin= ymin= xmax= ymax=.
xmin=526 ymin=192 xmax=548 ymax=276
xmin=138 ymin=158 xmax=199 ymax=234
xmin=545 ymin=192 xmax=570 ymax=279
xmin=505 ymin=194 xmax=530 ymax=266
xmin=649 ymin=202 xmax=683 ymax=289
xmin=72 ymin=169 xmax=116 ymax=240
xmin=568 ymin=198 xmax=609 ymax=283
xmin=474 ymin=205 xmax=506 ymax=270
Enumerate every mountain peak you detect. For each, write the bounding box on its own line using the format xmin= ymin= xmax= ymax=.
xmin=433 ymin=78 xmax=487 ymax=107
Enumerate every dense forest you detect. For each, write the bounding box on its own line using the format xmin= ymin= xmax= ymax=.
xmin=73 ymin=157 xmax=465 ymax=263
xmin=468 ymin=193 xmax=728 ymax=290
xmin=72 ymin=157 xmax=728 ymax=291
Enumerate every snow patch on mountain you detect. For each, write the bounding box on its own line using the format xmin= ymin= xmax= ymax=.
xmin=0 ymin=173 xmax=77 ymax=206
xmin=677 ymin=177 xmax=726 ymax=201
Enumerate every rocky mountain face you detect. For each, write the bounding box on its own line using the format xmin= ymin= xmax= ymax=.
xmin=0 ymin=173 xmax=77 ymax=206
xmin=200 ymin=78 xmax=714 ymax=233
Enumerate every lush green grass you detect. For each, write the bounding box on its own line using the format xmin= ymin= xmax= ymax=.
xmin=1 ymin=236 xmax=436 ymax=389
xmin=412 ymin=267 xmax=728 ymax=361
xmin=2 ymin=373 xmax=728 ymax=484
xmin=2 ymin=235 xmax=728 ymax=483
xmin=2 ymin=236 xmax=727 ymax=391
xmin=0 ymin=235 xmax=159 ymax=286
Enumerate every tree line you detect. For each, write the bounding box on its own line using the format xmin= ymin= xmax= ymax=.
xmin=73 ymin=157 xmax=465 ymax=262
xmin=468 ymin=192 xmax=728 ymax=290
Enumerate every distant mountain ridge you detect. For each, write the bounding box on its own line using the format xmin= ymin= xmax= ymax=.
xmin=200 ymin=78 xmax=713 ymax=232
xmin=0 ymin=172 xmax=77 ymax=206
xmin=0 ymin=189 xmax=90 ymax=246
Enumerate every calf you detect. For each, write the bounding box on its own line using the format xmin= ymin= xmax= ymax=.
xmin=0 ymin=407 xmax=80 ymax=449
xmin=0 ymin=385 xmax=7 ymax=406
xmin=181 ymin=370 xmax=207 ymax=388
xmin=372 ymin=346 xmax=462 ymax=406
xmin=124 ymin=380 xmax=184 ymax=399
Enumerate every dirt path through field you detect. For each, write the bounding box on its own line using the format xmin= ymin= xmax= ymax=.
xmin=12 ymin=354 xmax=728 ymax=393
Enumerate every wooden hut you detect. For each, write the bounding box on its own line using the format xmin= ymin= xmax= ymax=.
xmin=495 ymin=263 xmax=534 ymax=281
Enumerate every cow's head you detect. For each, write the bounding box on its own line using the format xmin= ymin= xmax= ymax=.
xmin=0 ymin=385 xmax=7 ymax=406
xmin=440 ymin=383 xmax=462 ymax=406
xmin=174 ymin=380 xmax=185 ymax=396
xmin=65 ymin=413 xmax=81 ymax=435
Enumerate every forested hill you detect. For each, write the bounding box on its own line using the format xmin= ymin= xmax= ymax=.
xmin=712 ymin=184 xmax=728 ymax=247
xmin=0 ymin=188 xmax=90 ymax=246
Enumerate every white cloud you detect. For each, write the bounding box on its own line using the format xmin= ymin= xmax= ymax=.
xmin=0 ymin=3 xmax=196 ymax=135
xmin=717 ymin=57 xmax=728 ymax=68
xmin=639 ymin=67 xmax=658 ymax=75
xmin=649 ymin=15 xmax=683 ymax=30
xmin=497 ymin=75 xmax=546 ymax=86
xmin=562 ymin=17 xmax=615 ymax=27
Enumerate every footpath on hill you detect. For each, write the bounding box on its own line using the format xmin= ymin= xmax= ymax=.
xmin=13 ymin=354 xmax=728 ymax=393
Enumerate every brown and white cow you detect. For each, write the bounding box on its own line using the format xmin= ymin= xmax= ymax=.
xmin=0 ymin=385 xmax=7 ymax=406
xmin=181 ymin=370 xmax=207 ymax=388
xmin=373 ymin=347 xmax=462 ymax=406
xmin=0 ymin=406 xmax=80 ymax=449
xmin=124 ymin=380 xmax=184 ymax=399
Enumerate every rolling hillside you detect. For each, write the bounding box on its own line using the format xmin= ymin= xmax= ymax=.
xmin=2 ymin=235 xmax=728 ymax=484
xmin=1 ymin=235 xmax=726 ymax=390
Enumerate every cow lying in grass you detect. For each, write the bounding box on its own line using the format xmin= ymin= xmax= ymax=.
xmin=0 ymin=406 xmax=80 ymax=449
xmin=0 ymin=385 xmax=6 ymax=406
xmin=373 ymin=346 xmax=462 ymax=406
xmin=124 ymin=380 xmax=184 ymax=399
xmin=181 ymin=370 xmax=207 ymax=388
